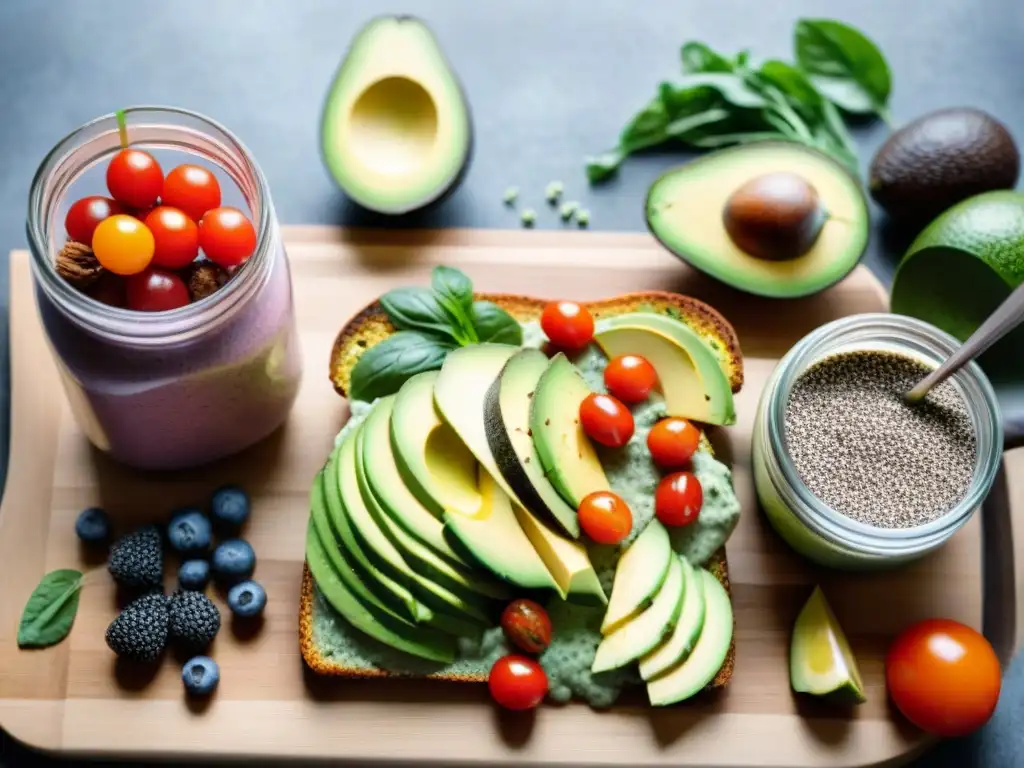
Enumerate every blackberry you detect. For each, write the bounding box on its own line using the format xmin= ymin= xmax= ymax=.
xmin=107 ymin=525 xmax=163 ymax=591
xmin=168 ymin=590 xmax=221 ymax=651
xmin=105 ymin=592 xmax=168 ymax=663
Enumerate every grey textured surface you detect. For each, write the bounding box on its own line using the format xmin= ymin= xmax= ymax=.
xmin=1 ymin=0 xmax=1023 ymax=765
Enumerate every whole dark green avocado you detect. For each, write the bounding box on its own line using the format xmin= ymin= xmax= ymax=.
xmin=868 ymin=107 xmax=1020 ymax=222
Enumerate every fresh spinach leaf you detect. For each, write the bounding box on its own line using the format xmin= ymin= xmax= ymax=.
xmin=431 ymin=266 xmax=477 ymax=343
xmin=795 ymin=19 xmax=891 ymax=120
xmin=471 ymin=301 xmax=523 ymax=345
xmin=349 ymin=331 xmax=457 ymax=402
xmin=18 ymin=569 xmax=83 ymax=649
xmin=380 ymin=287 xmax=462 ymax=342
xmin=680 ymin=42 xmax=734 ymax=73
xmin=678 ymin=73 xmax=768 ymax=109
xmin=757 ymin=60 xmax=824 ymax=112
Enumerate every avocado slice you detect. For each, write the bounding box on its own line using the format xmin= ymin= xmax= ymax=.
xmin=601 ymin=519 xmax=672 ymax=635
xmin=645 ymin=142 xmax=869 ymax=299
xmin=306 ymin=521 xmax=456 ymax=664
xmin=639 ymin=555 xmax=706 ymax=681
xmin=790 ymin=586 xmax=866 ymax=704
xmin=595 ymin=313 xmax=735 ymax=425
xmin=484 ymin=348 xmax=581 ymax=538
xmin=646 ymin=569 xmax=734 ymax=706
xmin=391 ymin=371 xmax=482 ymax=518
xmin=592 ymin=555 xmax=685 ymax=673
xmin=320 ymin=16 xmax=472 ymax=215
xmin=530 ymin=353 xmax=611 ymax=507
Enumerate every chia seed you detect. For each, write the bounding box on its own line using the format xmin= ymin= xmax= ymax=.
xmin=784 ymin=350 xmax=977 ymax=528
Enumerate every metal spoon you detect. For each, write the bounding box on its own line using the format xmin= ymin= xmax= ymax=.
xmin=905 ymin=280 xmax=1024 ymax=404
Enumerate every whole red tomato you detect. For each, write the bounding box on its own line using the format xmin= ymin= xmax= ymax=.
xmin=106 ymin=149 xmax=163 ymax=209
xmin=540 ymin=301 xmax=594 ymax=352
xmin=604 ymin=354 xmax=657 ymax=403
xmin=579 ymin=393 xmax=634 ymax=448
xmin=162 ymin=163 xmax=222 ymax=221
xmin=488 ymin=655 xmax=549 ymax=711
xmin=199 ymin=206 xmax=257 ymax=268
xmin=125 ymin=268 xmax=191 ymax=312
xmin=647 ymin=418 xmax=701 ymax=469
xmin=500 ymin=599 xmax=553 ymax=654
xmin=577 ymin=490 xmax=632 ymax=545
xmin=145 ymin=206 xmax=200 ymax=269
xmin=65 ymin=196 xmax=124 ymax=243
xmin=655 ymin=471 xmax=703 ymax=527
xmin=886 ymin=618 xmax=1001 ymax=737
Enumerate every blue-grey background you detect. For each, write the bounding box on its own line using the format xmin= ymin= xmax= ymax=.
xmin=1 ymin=0 xmax=1023 ymax=765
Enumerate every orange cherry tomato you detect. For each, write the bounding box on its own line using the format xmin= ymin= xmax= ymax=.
xmin=65 ymin=196 xmax=125 ymax=243
xmin=199 ymin=206 xmax=257 ymax=268
xmin=144 ymin=206 xmax=200 ymax=269
xmin=647 ymin=418 xmax=701 ymax=469
xmin=579 ymin=393 xmax=634 ymax=448
xmin=162 ymin=164 xmax=222 ymax=221
xmin=604 ymin=354 xmax=657 ymax=403
xmin=488 ymin=655 xmax=549 ymax=711
xmin=540 ymin=301 xmax=595 ymax=351
xmin=106 ymin=149 xmax=164 ymax=209
xmin=91 ymin=215 xmax=155 ymax=276
xmin=500 ymin=599 xmax=553 ymax=654
xmin=655 ymin=471 xmax=703 ymax=527
xmin=578 ymin=490 xmax=633 ymax=545
xmin=886 ymin=618 xmax=1001 ymax=737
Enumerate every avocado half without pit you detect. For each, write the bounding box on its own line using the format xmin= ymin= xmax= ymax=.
xmin=320 ymin=16 xmax=473 ymax=215
xmin=646 ymin=142 xmax=870 ymax=299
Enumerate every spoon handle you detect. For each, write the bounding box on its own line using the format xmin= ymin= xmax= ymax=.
xmin=905 ymin=280 xmax=1024 ymax=403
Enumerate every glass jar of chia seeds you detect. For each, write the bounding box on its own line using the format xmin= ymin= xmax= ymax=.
xmin=26 ymin=107 xmax=303 ymax=471
xmin=752 ymin=313 xmax=1002 ymax=570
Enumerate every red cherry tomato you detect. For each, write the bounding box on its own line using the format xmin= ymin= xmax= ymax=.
xmin=577 ymin=491 xmax=633 ymax=545
xmin=162 ymin=164 xmax=222 ymax=221
xmin=64 ymin=196 xmax=125 ymax=243
xmin=106 ymin=149 xmax=164 ymax=209
xmin=500 ymin=599 xmax=553 ymax=654
xmin=604 ymin=355 xmax=658 ymax=403
xmin=125 ymin=268 xmax=191 ymax=312
xmin=886 ymin=618 xmax=1001 ymax=737
xmin=540 ymin=301 xmax=595 ymax=351
xmin=144 ymin=207 xmax=200 ymax=269
xmin=655 ymin=471 xmax=703 ymax=527
xmin=579 ymin=393 xmax=634 ymax=448
xmin=488 ymin=655 xmax=549 ymax=711
xmin=91 ymin=215 xmax=154 ymax=276
xmin=647 ymin=418 xmax=702 ymax=469
xmin=199 ymin=206 xmax=257 ymax=268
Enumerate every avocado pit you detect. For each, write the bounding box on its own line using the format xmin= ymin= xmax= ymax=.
xmin=722 ymin=172 xmax=826 ymax=261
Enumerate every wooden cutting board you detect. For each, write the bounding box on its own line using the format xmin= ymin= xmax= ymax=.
xmin=1 ymin=227 xmax=1021 ymax=767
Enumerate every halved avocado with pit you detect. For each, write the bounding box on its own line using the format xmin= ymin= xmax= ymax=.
xmin=645 ymin=142 xmax=869 ymax=299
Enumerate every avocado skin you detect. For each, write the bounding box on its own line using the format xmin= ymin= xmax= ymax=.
xmin=869 ymin=108 xmax=1020 ymax=223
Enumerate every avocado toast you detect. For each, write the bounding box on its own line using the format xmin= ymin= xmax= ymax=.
xmin=301 ymin=286 xmax=743 ymax=705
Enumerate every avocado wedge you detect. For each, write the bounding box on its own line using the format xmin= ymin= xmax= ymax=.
xmin=321 ymin=15 xmax=472 ymax=214
xmin=601 ymin=519 xmax=672 ymax=635
xmin=639 ymin=555 xmax=706 ymax=681
xmin=790 ymin=586 xmax=866 ymax=704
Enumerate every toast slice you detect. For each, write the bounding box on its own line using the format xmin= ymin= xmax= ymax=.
xmin=304 ymin=291 xmax=743 ymax=692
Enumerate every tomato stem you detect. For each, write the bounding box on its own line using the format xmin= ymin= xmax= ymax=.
xmin=115 ymin=109 xmax=128 ymax=149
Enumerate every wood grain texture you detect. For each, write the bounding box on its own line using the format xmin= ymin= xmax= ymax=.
xmin=0 ymin=226 xmax=1011 ymax=767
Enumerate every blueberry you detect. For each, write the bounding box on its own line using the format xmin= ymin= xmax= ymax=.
xmin=227 ymin=580 xmax=266 ymax=618
xmin=181 ymin=656 xmax=220 ymax=696
xmin=178 ymin=559 xmax=211 ymax=591
xmin=167 ymin=508 xmax=212 ymax=554
xmin=210 ymin=485 xmax=250 ymax=530
xmin=211 ymin=539 xmax=256 ymax=585
xmin=75 ymin=507 xmax=111 ymax=544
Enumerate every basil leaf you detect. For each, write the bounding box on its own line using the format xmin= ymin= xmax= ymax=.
xmin=794 ymin=19 xmax=891 ymax=120
xmin=431 ymin=266 xmax=477 ymax=343
xmin=471 ymin=301 xmax=522 ymax=345
xmin=585 ymin=148 xmax=625 ymax=183
xmin=757 ymin=60 xmax=823 ymax=111
xmin=666 ymin=107 xmax=732 ymax=139
xmin=681 ymin=42 xmax=734 ymax=73
xmin=349 ymin=331 xmax=457 ymax=402
xmin=619 ymin=97 xmax=669 ymax=151
xmin=678 ymin=73 xmax=768 ymax=109
xmin=380 ymin=287 xmax=461 ymax=342
xmin=18 ymin=569 xmax=83 ymax=649
xmin=686 ymin=131 xmax=789 ymax=149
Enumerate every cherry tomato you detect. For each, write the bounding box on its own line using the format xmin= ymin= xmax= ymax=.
xmin=91 ymin=215 xmax=154 ymax=276
xmin=106 ymin=149 xmax=164 ymax=209
xmin=162 ymin=164 xmax=222 ymax=221
xmin=144 ymin=206 xmax=200 ymax=269
xmin=199 ymin=206 xmax=257 ymax=268
xmin=578 ymin=491 xmax=633 ymax=545
xmin=604 ymin=355 xmax=658 ymax=403
xmin=125 ymin=267 xmax=191 ymax=312
xmin=500 ymin=599 xmax=553 ymax=654
xmin=647 ymin=418 xmax=701 ymax=469
xmin=540 ymin=301 xmax=595 ymax=351
xmin=64 ymin=196 xmax=124 ymax=243
xmin=655 ymin=471 xmax=703 ymax=527
xmin=579 ymin=393 xmax=634 ymax=448
xmin=488 ymin=655 xmax=549 ymax=711
xmin=886 ymin=618 xmax=1001 ymax=737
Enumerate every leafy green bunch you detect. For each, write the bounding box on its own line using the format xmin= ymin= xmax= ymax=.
xmin=586 ymin=19 xmax=892 ymax=183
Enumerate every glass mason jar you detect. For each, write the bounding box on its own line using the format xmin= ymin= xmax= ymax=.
xmin=27 ymin=107 xmax=302 ymax=471
xmin=752 ymin=313 xmax=1002 ymax=570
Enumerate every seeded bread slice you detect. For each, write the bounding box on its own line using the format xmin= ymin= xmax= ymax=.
xmin=304 ymin=291 xmax=743 ymax=693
